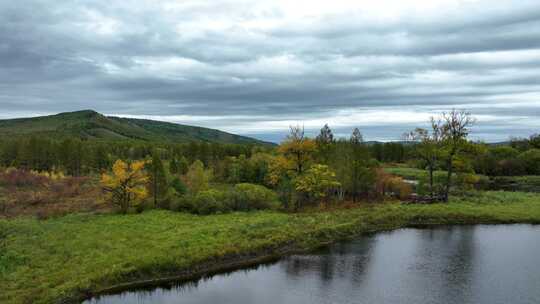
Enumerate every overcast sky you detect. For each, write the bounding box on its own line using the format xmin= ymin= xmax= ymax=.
xmin=1 ymin=0 xmax=539 ymax=142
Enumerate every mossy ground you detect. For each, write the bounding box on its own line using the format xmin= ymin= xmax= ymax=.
xmin=2 ymin=191 xmax=540 ymax=304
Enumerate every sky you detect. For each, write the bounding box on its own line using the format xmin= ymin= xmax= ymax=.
xmin=1 ymin=0 xmax=539 ymax=143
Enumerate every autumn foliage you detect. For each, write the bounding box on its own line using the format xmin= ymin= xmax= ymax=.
xmin=101 ymin=160 xmax=149 ymax=213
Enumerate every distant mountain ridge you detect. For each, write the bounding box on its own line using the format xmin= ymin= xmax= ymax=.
xmin=0 ymin=110 xmax=271 ymax=145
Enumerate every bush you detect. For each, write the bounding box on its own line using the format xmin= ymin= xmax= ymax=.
xmin=416 ymin=174 xmax=447 ymax=196
xmin=170 ymin=194 xmax=196 ymax=212
xmin=169 ymin=183 xmax=279 ymax=215
xmin=376 ymin=169 xmax=412 ymax=199
xmin=518 ymin=149 xmax=540 ymax=175
xmin=387 ymin=177 xmax=413 ymax=200
xmin=0 ymin=168 xmax=49 ymax=188
xmin=232 ymin=183 xmax=280 ymax=211
xmin=193 ymin=190 xmax=227 ymax=215
xmin=0 ymin=197 xmax=7 ymax=215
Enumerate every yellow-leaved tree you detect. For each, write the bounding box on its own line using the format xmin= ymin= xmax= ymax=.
xmin=101 ymin=159 xmax=149 ymax=213
xmin=294 ymin=164 xmax=340 ymax=204
xmin=278 ymin=126 xmax=317 ymax=176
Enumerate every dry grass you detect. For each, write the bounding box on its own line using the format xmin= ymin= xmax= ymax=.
xmin=0 ymin=169 xmax=109 ymax=219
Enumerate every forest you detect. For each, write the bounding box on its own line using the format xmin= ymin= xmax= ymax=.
xmin=0 ymin=109 xmax=539 ymax=218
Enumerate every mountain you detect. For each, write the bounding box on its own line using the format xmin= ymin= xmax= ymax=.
xmin=0 ymin=110 xmax=271 ymax=145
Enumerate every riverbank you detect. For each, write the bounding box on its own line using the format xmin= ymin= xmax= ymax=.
xmin=2 ymin=191 xmax=540 ymax=304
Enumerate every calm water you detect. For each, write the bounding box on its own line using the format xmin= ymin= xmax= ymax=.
xmin=87 ymin=225 xmax=540 ymax=304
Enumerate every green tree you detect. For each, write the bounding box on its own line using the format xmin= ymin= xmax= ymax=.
xmin=91 ymin=144 xmax=110 ymax=172
xmin=185 ymin=160 xmax=212 ymax=194
xmin=169 ymin=157 xmax=179 ymax=174
xmin=404 ymin=118 xmax=445 ymax=201
xmin=348 ymin=128 xmax=376 ymax=202
xmin=148 ymin=151 xmax=168 ymax=207
xmin=518 ymin=149 xmax=540 ymax=175
xmin=170 ymin=176 xmax=187 ymax=196
xmin=315 ymin=124 xmax=334 ymax=164
xmin=440 ymin=109 xmax=476 ymax=201
xmin=529 ymin=134 xmax=540 ymax=149
xmin=178 ymin=156 xmax=189 ymax=175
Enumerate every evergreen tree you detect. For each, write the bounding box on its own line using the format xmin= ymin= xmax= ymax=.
xmin=170 ymin=176 xmax=187 ymax=195
xmin=349 ymin=129 xmax=376 ymax=202
xmin=315 ymin=124 xmax=335 ymax=164
xmin=148 ymin=151 xmax=168 ymax=207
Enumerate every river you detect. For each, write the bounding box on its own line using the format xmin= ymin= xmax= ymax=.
xmin=86 ymin=225 xmax=540 ymax=304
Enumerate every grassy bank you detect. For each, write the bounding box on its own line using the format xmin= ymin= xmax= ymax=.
xmin=384 ymin=167 xmax=540 ymax=192
xmin=2 ymin=191 xmax=540 ymax=304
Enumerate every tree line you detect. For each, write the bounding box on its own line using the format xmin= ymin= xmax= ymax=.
xmin=3 ymin=109 xmax=540 ymax=214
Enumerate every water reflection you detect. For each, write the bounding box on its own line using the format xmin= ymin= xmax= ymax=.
xmin=87 ymin=225 xmax=540 ymax=304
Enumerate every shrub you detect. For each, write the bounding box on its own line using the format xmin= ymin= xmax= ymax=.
xmin=0 ymin=197 xmax=7 ymax=215
xmin=495 ymin=159 xmax=526 ymax=176
xmin=518 ymin=149 xmax=540 ymax=175
xmin=387 ymin=177 xmax=413 ymax=200
xmin=376 ymin=169 xmax=413 ymax=199
xmin=193 ymin=190 xmax=226 ymax=215
xmin=232 ymin=183 xmax=280 ymax=211
xmin=170 ymin=194 xmax=196 ymax=212
xmin=170 ymin=183 xmax=279 ymax=215
xmin=454 ymin=173 xmax=481 ymax=194
xmin=0 ymin=168 xmax=49 ymax=189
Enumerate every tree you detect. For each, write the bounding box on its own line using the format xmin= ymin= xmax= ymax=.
xmin=185 ymin=160 xmax=212 ymax=194
xmin=101 ymin=160 xmax=149 ymax=213
xmin=348 ymin=128 xmax=376 ymax=202
xmin=295 ymin=164 xmax=340 ymax=205
xmin=267 ymin=155 xmax=295 ymax=209
xmin=518 ymin=149 xmax=540 ymax=175
xmin=170 ymin=176 xmax=187 ymax=196
xmin=91 ymin=144 xmax=110 ymax=172
xmin=278 ymin=125 xmax=316 ymax=175
xmin=178 ymin=156 xmax=189 ymax=175
xmin=529 ymin=134 xmax=540 ymax=149
xmin=148 ymin=151 xmax=168 ymax=207
xmin=404 ymin=118 xmax=445 ymax=201
xmin=247 ymin=152 xmax=273 ymax=186
xmin=169 ymin=157 xmax=179 ymax=174
xmin=315 ymin=124 xmax=334 ymax=164
xmin=440 ymin=109 xmax=476 ymax=202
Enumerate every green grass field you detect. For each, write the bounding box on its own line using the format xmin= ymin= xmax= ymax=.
xmin=2 ymin=191 xmax=540 ymax=303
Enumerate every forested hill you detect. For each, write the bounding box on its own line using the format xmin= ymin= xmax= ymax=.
xmin=0 ymin=110 xmax=271 ymax=145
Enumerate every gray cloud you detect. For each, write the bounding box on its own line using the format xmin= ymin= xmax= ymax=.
xmin=1 ymin=0 xmax=539 ymax=142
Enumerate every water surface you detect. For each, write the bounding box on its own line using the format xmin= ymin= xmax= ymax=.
xmin=87 ymin=225 xmax=540 ymax=304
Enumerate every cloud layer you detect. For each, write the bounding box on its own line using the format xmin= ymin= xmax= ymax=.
xmin=1 ymin=0 xmax=539 ymax=142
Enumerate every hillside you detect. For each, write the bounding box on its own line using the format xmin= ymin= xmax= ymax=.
xmin=0 ymin=110 xmax=270 ymax=145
